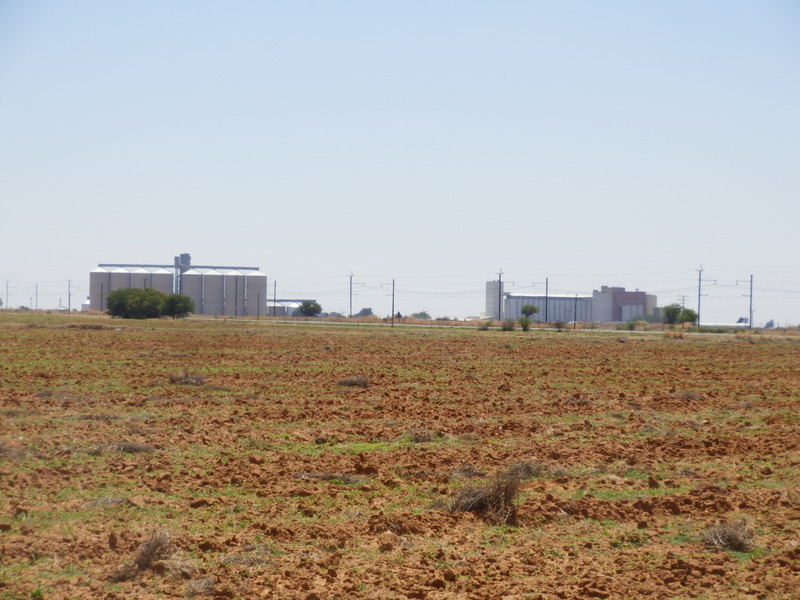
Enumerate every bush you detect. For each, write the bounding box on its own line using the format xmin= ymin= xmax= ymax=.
xmin=297 ymin=301 xmax=322 ymax=317
xmin=477 ymin=320 xmax=492 ymax=331
xmin=554 ymin=320 xmax=567 ymax=331
xmin=161 ymin=294 xmax=195 ymax=319
xmin=518 ymin=316 xmax=531 ymax=331
xmin=448 ymin=475 xmax=520 ymax=525
xmin=702 ymin=519 xmax=754 ymax=552
xmin=520 ymin=304 xmax=540 ymax=318
xmin=106 ymin=289 xmax=194 ymax=319
xmin=501 ymin=319 xmax=516 ymax=331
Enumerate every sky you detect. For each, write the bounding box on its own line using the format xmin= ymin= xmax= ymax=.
xmin=1 ymin=1 xmax=799 ymax=325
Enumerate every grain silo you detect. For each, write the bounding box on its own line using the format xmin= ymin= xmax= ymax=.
xmin=109 ymin=267 xmax=132 ymax=293
xmin=244 ymin=270 xmax=268 ymax=317
xmin=197 ymin=269 xmax=225 ymax=316
xmin=178 ymin=269 xmax=205 ymax=314
xmin=149 ymin=268 xmax=174 ymax=295
xmin=89 ymin=253 xmax=267 ymax=316
xmin=89 ymin=267 xmax=113 ymax=311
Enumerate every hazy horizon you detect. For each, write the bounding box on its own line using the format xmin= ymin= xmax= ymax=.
xmin=2 ymin=2 xmax=798 ymax=325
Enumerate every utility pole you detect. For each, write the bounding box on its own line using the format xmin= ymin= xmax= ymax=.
xmin=272 ymin=280 xmax=277 ymax=317
xmin=391 ymin=279 xmax=396 ymax=327
xmin=678 ymin=295 xmax=688 ymax=309
xmin=68 ymin=279 xmax=72 ymax=312
xmin=573 ymin=294 xmax=578 ymax=330
xmin=35 ymin=284 xmax=38 ymax=311
xmin=532 ymin=278 xmax=549 ymax=323
xmin=696 ymin=266 xmax=704 ymax=326
xmin=497 ymin=269 xmax=503 ymax=321
xmin=545 ymin=277 xmax=549 ymax=323
xmin=5 ymin=280 xmax=8 ymax=310
xmin=349 ymin=272 xmax=353 ymax=318
xmin=737 ymin=275 xmax=754 ymax=328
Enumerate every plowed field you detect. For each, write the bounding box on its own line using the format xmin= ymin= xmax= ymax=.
xmin=1 ymin=315 xmax=799 ymax=599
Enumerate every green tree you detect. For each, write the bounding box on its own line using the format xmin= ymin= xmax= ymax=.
xmin=518 ymin=316 xmax=531 ymax=331
xmin=298 ymin=300 xmax=322 ymax=317
xmin=679 ymin=308 xmax=698 ymax=325
xmin=355 ymin=307 xmax=373 ymax=318
xmin=161 ymin=294 xmax=195 ymax=319
xmin=411 ymin=311 xmax=431 ymax=320
xmin=106 ymin=288 xmax=166 ymax=319
xmin=521 ymin=304 xmax=540 ymax=319
xmin=661 ymin=303 xmax=682 ymax=325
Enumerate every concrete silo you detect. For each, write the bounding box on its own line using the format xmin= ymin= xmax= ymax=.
xmin=109 ymin=267 xmax=133 ymax=294
xmin=150 ymin=268 xmax=174 ymax=295
xmin=219 ymin=270 xmax=247 ymax=317
xmin=179 ymin=269 xmax=205 ymax=315
xmin=244 ymin=271 xmax=267 ymax=317
xmin=129 ymin=268 xmax=151 ymax=290
xmin=199 ymin=269 xmax=225 ymax=316
xmin=89 ymin=267 xmax=113 ymax=311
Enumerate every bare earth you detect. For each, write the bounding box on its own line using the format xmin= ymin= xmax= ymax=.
xmin=1 ymin=315 xmax=799 ymax=599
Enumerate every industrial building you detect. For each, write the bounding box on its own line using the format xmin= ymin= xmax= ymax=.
xmin=486 ymin=282 xmax=657 ymax=323
xmin=88 ymin=254 xmax=267 ymax=317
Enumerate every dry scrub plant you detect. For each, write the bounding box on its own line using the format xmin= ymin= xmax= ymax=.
xmin=702 ymin=519 xmax=754 ymax=552
xmin=112 ymin=529 xmax=194 ymax=582
xmin=88 ymin=442 xmax=154 ymax=456
xmin=448 ymin=475 xmax=520 ymax=525
xmin=337 ymin=375 xmax=370 ymax=388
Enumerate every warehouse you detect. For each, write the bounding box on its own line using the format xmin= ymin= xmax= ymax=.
xmin=89 ymin=254 xmax=267 ymax=317
xmin=486 ymin=282 xmax=657 ymax=323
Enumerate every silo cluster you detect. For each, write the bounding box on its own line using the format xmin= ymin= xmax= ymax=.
xmin=88 ymin=254 xmax=267 ymax=317
xmin=180 ymin=268 xmax=267 ymax=317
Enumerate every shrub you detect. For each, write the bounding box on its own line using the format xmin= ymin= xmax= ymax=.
xmin=501 ymin=319 xmax=516 ymax=331
xmin=106 ymin=289 xmax=194 ymax=319
xmin=554 ymin=320 xmax=567 ymax=331
xmin=338 ymin=375 xmax=369 ymax=388
xmin=112 ymin=529 xmax=177 ymax=581
xmin=477 ymin=320 xmax=492 ymax=331
xmin=161 ymin=294 xmax=195 ymax=319
xmin=518 ymin=316 xmax=531 ymax=331
xmin=297 ymin=301 xmax=322 ymax=317
xmin=448 ymin=475 xmax=520 ymax=525
xmin=702 ymin=519 xmax=754 ymax=552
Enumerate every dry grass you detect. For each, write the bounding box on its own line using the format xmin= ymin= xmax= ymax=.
xmin=83 ymin=495 xmax=129 ymax=509
xmin=502 ymin=461 xmax=565 ymax=480
xmin=406 ymin=428 xmax=437 ymax=443
xmin=448 ymin=475 xmax=520 ymax=525
xmin=219 ymin=545 xmax=271 ymax=568
xmin=449 ymin=463 xmax=487 ymax=480
xmin=293 ymin=472 xmax=367 ymax=485
xmin=337 ymin=375 xmax=370 ymax=388
xmin=186 ymin=576 xmax=216 ymax=597
xmin=702 ymin=519 xmax=754 ymax=552
xmin=88 ymin=442 xmax=155 ymax=456
xmin=112 ymin=529 xmax=185 ymax=582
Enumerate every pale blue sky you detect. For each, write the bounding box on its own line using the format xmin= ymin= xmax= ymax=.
xmin=2 ymin=2 xmax=798 ymax=324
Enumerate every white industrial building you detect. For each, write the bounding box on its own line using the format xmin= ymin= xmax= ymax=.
xmin=486 ymin=281 xmax=657 ymax=323
xmin=89 ymin=254 xmax=267 ymax=317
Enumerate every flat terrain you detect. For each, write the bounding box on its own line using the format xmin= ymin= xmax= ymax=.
xmin=1 ymin=314 xmax=799 ymax=599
